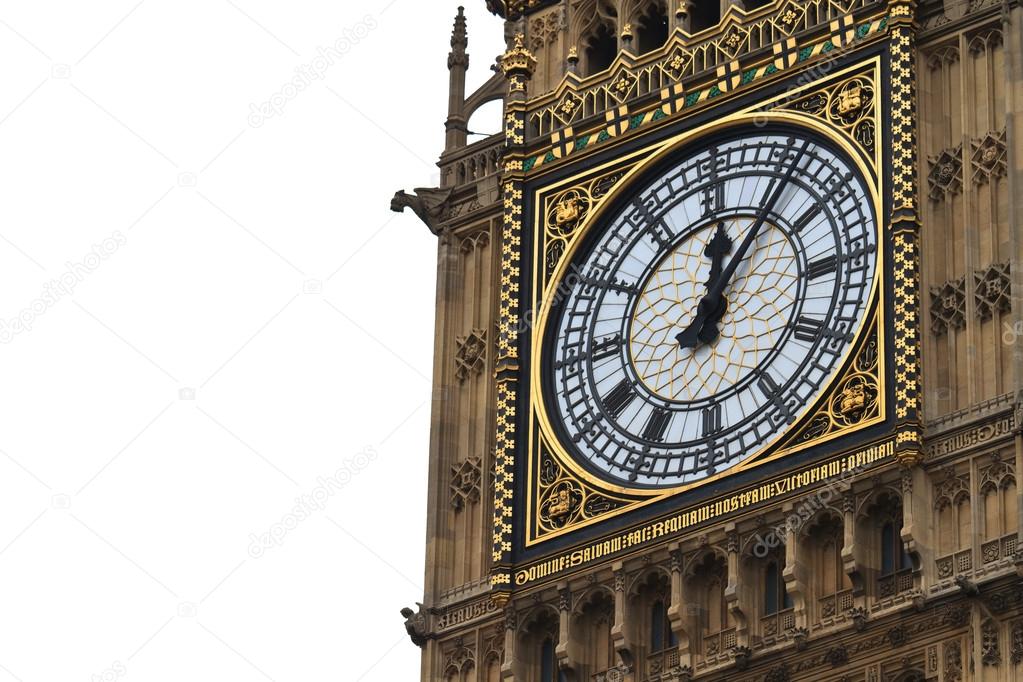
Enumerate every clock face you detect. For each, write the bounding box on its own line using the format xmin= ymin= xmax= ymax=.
xmin=543 ymin=128 xmax=877 ymax=488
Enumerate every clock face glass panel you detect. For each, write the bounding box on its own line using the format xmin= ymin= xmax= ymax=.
xmin=543 ymin=128 xmax=877 ymax=488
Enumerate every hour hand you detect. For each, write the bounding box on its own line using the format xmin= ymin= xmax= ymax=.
xmin=675 ymin=223 xmax=731 ymax=350
xmin=676 ymin=292 xmax=727 ymax=350
xmin=703 ymin=222 xmax=732 ymax=287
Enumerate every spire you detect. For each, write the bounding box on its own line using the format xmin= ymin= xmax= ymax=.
xmin=448 ymin=6 xmax=469 ymax=69
xmin=445 ymin=7 xmax=469 ymax=153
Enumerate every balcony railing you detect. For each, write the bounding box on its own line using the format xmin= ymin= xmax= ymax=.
xmin=440 ymin=132 xmax=504 ymax=190
xmin=981 ymin=533 xmax=1018 ymax=565
xmin=760 ymin=607 xmax=795 ymax=638
xmin=702 ymin=627 xmax=736 ymax=657
xmin=818 ymin=589 xmax=854 ymax=620
xmin=935 ymin=549 xmax=972 ymax=580
xmin=591 ymin=666 xmax=625 ymax=682
xmin=646 ymin=647 xmax=681 ymax=677
xmin=877 ymin=568 xmax=913 ymax=598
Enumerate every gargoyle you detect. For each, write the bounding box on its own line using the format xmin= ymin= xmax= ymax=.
xmin=391 ymin=187 xmax=453 ymax=236
xmin=400 ymin=604 xmax=429 ymax=647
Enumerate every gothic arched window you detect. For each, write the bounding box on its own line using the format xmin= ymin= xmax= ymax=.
xmin=585 ymin=22 xmax=617 ymax=75
xmin=636 ymin=3 xmax=669 ymax=54
xmin=689 ymin=1 xmax=720 ymax=33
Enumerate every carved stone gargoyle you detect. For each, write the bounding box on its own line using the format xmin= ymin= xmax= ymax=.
xmin=390 ymin=187 xmax=453 ymax=236
xmin=400 ymin=604 xmax=429 ymax=647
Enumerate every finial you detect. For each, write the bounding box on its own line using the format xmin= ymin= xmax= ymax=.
xmin=676 ymin=1 xmax=688 ymax=19
xmin=621 ymin=23 xmax=634 ymax=41
xmin=448 ymin=6 xmax=468 ymax=69
xmin=500 ymin=33 xmax=537 ymax=79
xmin=566 ymin=45 xmax=579 ymax=74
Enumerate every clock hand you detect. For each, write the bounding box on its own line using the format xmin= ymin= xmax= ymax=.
xmin=703 ymin=222 xmax=733 ymax=288
xmin=676 ymin=139 xmax=812 ymax=349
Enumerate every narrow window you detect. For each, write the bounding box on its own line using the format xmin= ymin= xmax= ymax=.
xmin=636 ymin=5 xmax=669 ymax=54
xmin=764 ymin=561 xmax=779 ymax=615
xmin=540 ymin=638 xmax=555 ymax=682
xmin=689 ymin=2 xmax=721 ymax=32
xmin=585 ymin=23 xmax=617 ymax=75
xmin=650 ymin=599 xmax=676 ymax=650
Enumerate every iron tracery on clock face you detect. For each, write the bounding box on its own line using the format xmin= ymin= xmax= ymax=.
xmin=540 ymin=126 xmax=878 ymax=489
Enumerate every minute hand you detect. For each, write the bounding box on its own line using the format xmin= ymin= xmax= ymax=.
xmin=676 ymin=139 xmax=811 ymax=349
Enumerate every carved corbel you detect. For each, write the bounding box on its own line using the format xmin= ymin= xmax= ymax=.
xmin=390 ymin=187 xmax=454 ymax=237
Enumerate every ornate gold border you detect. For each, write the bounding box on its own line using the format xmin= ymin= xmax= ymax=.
xmin=525 ymin=57 xmax=887 ymax=545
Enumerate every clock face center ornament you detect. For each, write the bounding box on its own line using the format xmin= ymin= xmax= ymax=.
xmin=629 ymin=216 xmax=800 ymax=403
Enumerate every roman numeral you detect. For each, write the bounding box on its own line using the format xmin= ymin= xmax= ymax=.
xmin=627 ymin=449 xmax=654 ymax=482
xmin=591 ymin=334 xmax=623 ymax=362
xmin=757 ymin=372 xmax=780 ymax=398
xmin=792 ymin=315 xmax=824 ymax=342
xmin=601 ymin=379 xmax=636 ymax=420
xmin=701 ymin=181 xmax=725 ymax=216
xmin=702 ymin=403 xmax=722 ymax=437
xmin=792 ymin=204 xmax=822 ymax=233
xmin=641 ymin=407 xmax=672 ymax=442
xmin=807 ymin=254 xmax=838 ymax=280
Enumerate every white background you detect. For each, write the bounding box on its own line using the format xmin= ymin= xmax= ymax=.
xmin=0 ymin=1 xmax=504 ymax=680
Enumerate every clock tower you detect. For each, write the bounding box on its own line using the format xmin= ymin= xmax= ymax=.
xmin=394 ymin=1 xmax=1023 ymax=681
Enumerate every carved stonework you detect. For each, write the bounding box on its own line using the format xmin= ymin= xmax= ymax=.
xmin=450 ymin=457 xmax=482 ymax=510
xmin=825 ymin=645 xmax=849 ymax=667
xmin=926 ymin=146 xmax=963 ymax=199
xmin=980 ymin=454 xmax=1015 ymax=492
xmin=944 ymin=640 xmax=963 ymax=681
xmin=935 ymin=467 xmax=970 ymax=510
xmin=454 ymin=328 xmax=488 ymax=381
xmin=973 ymin=262 xmax=1011 ymax=320
xmin=1011 ymin=620 xmax=1023 ymax=664
xmin=970 ymin=129 xmax=1007 ymax=185
xmin=528 ymin=8 xmax=562 ymax=50
xmin=390 ymin=187 xmax=453 ymax=236
xmin=982 ymin=618 xmax=1001 ymax=666
xmin=887 ymin=624 xmax=908 ymax=647
xmin=925 ymin=43 xmax=960 ymax=70
xmin=929 ymin=277 xmax=966 ymax=335
xmin=442 ymin=637 xmax=476 ymax=679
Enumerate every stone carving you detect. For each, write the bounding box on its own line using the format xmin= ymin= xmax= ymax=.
xmin=982 ymin=618 xmax=1001 ymax=666
xmin=945 ymin=641 xmax=963 ymax=681
xmin=455 ymin=328 xmax=488 ymax=381
xmin=926 ymin=146 xmax=963 ymax=199
xmin=450 ymin=457 xmax=482 ymax=510
xmin=970 ymin=129 xmax=1007 ymax=185
xmin=401 ymin=604 xmax=429 ymax=647
xmin=824 ymin=645 xmax=849 ymax=667
xmin=391 ymin=187 xmax=453 ymax=236
xmin=1011 ymin=620 xmax=1023 ymax=664
xmin=974 ymin=262 xmax=1011 ymax=320
xmin=929 ymin=277 xmax=966 ymax=335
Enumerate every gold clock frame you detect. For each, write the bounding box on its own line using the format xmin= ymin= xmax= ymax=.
xmin=524 ymin=56 xmax=887 ymax=546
